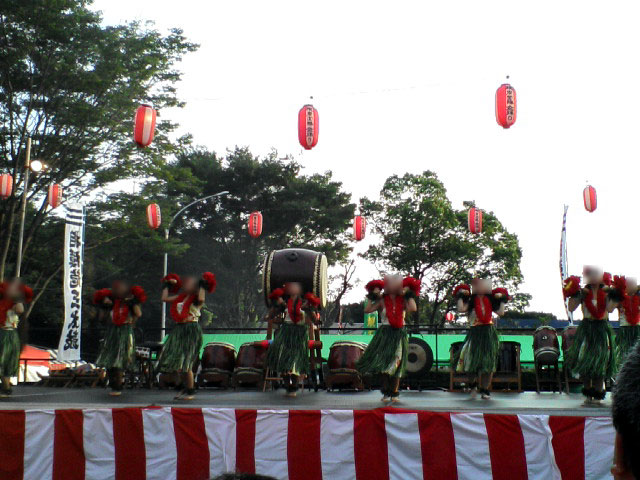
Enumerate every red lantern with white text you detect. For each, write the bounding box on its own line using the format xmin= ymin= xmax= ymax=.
xmin=353 ymin=215 xmax=366 ymax=241
xmin=468 ymin=207 xmax=483 ymax=234
xmin=47 ymin=184 xmax=62 ymax=208
xmin=134 ymin=104 xmax=157 ymax=147
xmin=495 ymin=83 xmax=517 ymax=129
xmin=583 ymin=185 xmax=597 ymax=212
xmin=248 ymin=211 xmax=263 ymax=238
xmin=298 ymin=104 xmax=319 ymax=150
xmin=0 ymin=174 xmax=12 ymax=199
xmin=445 ymin=312 xmax=455 ymax=323
xmin=146 ymin=203 xmax=161 ymax=229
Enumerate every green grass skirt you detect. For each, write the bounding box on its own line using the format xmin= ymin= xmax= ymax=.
xmin=568 ymin=319 xmax=616 ymax=378
xmin=616 ymin=325 xmax=640 ymax=365
xmin=0 ymin=329 xmax=20 ymax=377
xmin=157 ymin=322 xmax=203 ymax=373
xmin=356 ymin=325 xmax=408 ymax=378
xmin=266 ymin=323 xmax=310 ymax=375
xmin=96 ymin=324 xmax=135 ymax=370
xmin=456 ymin=324 xmax=499 ymax=374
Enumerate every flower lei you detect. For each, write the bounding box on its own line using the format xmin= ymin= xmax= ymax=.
xmin=622 ymin=294 xmax=640 ymax=326
xmin=111 ymin=298 xmax=130 ymax=326
xmin=474 ymin=296 xmax=493 ymax=325
xmin=584 ymin=287 xmax=607 ymax=320
xmin=170 ymin=293 xmax=196 ymax=323
xmin=287 ymin=297 xmax=304 ymax=324
xmin=384 ymin=294 xmax=405 ymax=328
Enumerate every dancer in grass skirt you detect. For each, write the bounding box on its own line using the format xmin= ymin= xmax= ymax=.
xmin=0 ymin=279 xmax=32 ymax=398
xmin=266 ymin=282 xmax=321 ymax=397
xmin=356 ymin=275 xmax=419 ymax=403
xmin=94 ymin=281 xmax=146 ymax=396
xmin=608 ymin=276 xmax=640 ymax=364
xmin=564 ymin=266 xmax=616 ymax=405
xmin=159 ymin=272 xmax=216 ymax=400
xmin=453 ymin=279 xmax=510 ymax=399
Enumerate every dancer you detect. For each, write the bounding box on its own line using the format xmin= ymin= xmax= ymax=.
xmin=356 ymin=275 xmax=419 ymax=403
xmin=609 ymin=276 xmax=640 ymax=363
xmin=564 ymin=266 xmax=616 ymax=405
xmin=453 ymin=278 xmax=510 ymax=399
xmin=0 ymin=279 xmax=32 ymax=397
xmin=94 ymin=281 xmax=146 ymax=396
xmin=265 ymin=282 xmax=321 ymax=397
xmin=158 ymin=272 xmax=216 ymax=400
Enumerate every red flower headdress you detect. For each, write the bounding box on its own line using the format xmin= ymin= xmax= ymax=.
xmin=365 ymin=280 xmax=384 ymax=292
xmin=162 ymin=273 xmax=182 ymax=293
xmin=453 ymin=284 xmax=471 ymax=298
xmin=402 ymin=277 xmax=421 ymax=296
xmin=562 ymin=276 xmax=581 ymax=299
xmin=201 ymin=272 xmax=217 ymax=293
xmin=304 ymin=292 xmax=321 ymax=308
xmin=491 ymin=288 xmax=510 ymax=301
xmin=130 ymin=285 xmax=147 ymax=304
xmin=93 ymin=288 xmax=113 ymax=305
xmin=269 ymin=287 xmax=285 ymax=301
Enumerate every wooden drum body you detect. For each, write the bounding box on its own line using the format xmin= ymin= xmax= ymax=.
xmin=263 ymin=248 xmax=328 ymax=308
xmin=198 ymin=342 xmax=236 ymax=388
xmin=233 ymin=342 xmax=269 ymax=388
xmin=326 ymin=341 xmax=366 ymax=391
xmin=533 ymin=326 xmax=560 ymax=365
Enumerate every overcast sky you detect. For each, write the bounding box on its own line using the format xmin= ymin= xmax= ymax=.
xmin=93 ymin=0 xmax=640 ymax=318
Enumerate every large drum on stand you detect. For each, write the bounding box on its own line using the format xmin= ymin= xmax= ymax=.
xmin=326 ymin=341 xmax=366 ymax=391
xmin=533 ymin=326 xmax=560 ymax=365
xmin=198 ymin=342 xmax=236 ymax=388
xmin=263 ymin=248 xmax=328 ymax=308
xmin=233 ymin=341 xmax=270 ymax=388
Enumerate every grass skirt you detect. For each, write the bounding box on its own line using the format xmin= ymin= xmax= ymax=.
xmin=157 ymin=322 xmax=203 ymax=373
xmin=568 ymin=319 xmax=616 ymax=378
xmin=356 ymin=325 xmax=408 ymax=378
xmin=616 ymin=325 xmax=639 ymax=365
xmin=266 ymin=323 xmax=310 ymax=375
xmin=456 ymin=324 xmax=499 ymax=374
xmin=0 ymin=329 xmax=20 ymax=377
xmin=96 ymin=324 xmax=135 ymax=370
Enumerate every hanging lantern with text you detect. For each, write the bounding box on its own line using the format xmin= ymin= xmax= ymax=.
xmin=298 ymin=104 xmax=319 ymax=150
xmin=47 ymin=184 xmax=62 ymax=208
xmin=248 ymin=211 xmax=263 ymax=238
xmin=495 ymin=83 xmax=517 ymax=129
xmin=353 ymin=215 xmax=366 ymax=241
xmin=583 ymin=185 xmax=597 ymax=213
xmin=468 ymin=207 xmax=483 ymax=234
xmin=134 ymin=104 xmax=157 ymax=147
xmin=146 ymin=203 xmax=162 ymax=229
xmin=0 ymin=174 xmax=13 ymax=199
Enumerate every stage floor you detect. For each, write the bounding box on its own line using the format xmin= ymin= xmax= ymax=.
xmin=0 ymin=385 xmax=611 ymax=416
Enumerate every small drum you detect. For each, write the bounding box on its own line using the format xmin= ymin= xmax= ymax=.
xmin=561 ymin=326 xmax=578 ymax=355
xmin=533 ymin=326 xmax=560 ymax=365
xmin=406 ymin=337 xmax=434 ymax=378
xmin=496 ymin=341 xmax=520 ymax=373
xmin=201 ymin=342 xmax=236 ymax=373
xmin=328 ymin=341 xmax=366 ymax=373
xmin=263 ymin=248 xmax=328 ymax=308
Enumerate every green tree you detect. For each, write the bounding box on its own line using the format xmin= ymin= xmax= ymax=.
xmin=0 ymin=0 xmax=197 ymax=290
xmin=360 ymin=171 xmax=527 ymax=325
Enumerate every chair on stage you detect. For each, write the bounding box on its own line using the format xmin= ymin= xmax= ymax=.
xmin=449 ymin=341 xmax=475 ymax=391
xmin=561 ymin=326 xmax=581 ymax=393
xmin=491 ymin=341 xmax=522 ymax=392
xmin=533 ymin=326 xmax=562 ymax=393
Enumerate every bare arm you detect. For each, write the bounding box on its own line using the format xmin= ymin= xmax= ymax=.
xmin=568 ymin=296 xmax=581 ymax=312
xmin=132 ymin=304 xmax=142 ymax=319
xmin=405 ymin=297 xmax=417 ymax=313
xmin=161 ymin=287 xmax=179 ymax=303
xmin=13 ymin=302 xmax=24 ymax=315
xmin=364 ymin=298 xmax=382 ymax=314
xmin=197 ymin=286 xmax=206 ymax=305
xmin=456 ymin=297 xmax=469 ymax=314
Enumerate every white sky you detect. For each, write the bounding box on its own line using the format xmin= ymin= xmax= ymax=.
xmin=93 ymin=0 xmax=640 ymax=317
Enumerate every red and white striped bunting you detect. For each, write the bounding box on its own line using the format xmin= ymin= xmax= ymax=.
xmin=0 ymin=408 xmax=614 ymax=480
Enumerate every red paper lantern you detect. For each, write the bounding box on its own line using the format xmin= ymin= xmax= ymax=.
xmin=134 ymin=104 xmax=157 ymax=147
xmin=146 ymin=203 xmax=162 ymax=229
xmin=468 ymin=207 xmax=483 ymax=234
xmin=445 ymin=312 xmax=455 ymax=323
xmin=353 ymin=215 xmax=366 ymax=241
xmin=495 ymin=83 xmax=517 ymax=129
xmin=248 ymin=211 xmax=263 ymax=238
xmin=47 ymin=184 xmax=62 ymax=208
xmin=0 ymin=174 xmax=13 ymax=199
xmin=298 ymin=104 xmax=319 ymax=150
xmin=583 ymin=185 xmax=597 ymax=212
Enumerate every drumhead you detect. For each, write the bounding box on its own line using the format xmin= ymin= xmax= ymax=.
xmin=406 ymin=337 xmax=433 ymax=377
xmin=330 ymin=341 xmax=366 ymax=350
xmin=204 ymin=342 xmax=236 ymax=351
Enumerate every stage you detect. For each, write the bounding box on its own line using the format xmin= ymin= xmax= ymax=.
xmin=0 ymin=386 xmax=616 ymax=480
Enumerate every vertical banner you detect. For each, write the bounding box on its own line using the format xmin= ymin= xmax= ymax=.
xmin=58 ymin=204 xmax=86 ymax=361
xmin=560 ymin=205 xmax=573 ymax=324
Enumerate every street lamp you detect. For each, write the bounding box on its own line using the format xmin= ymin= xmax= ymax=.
xmin=15 ymin=138 xmax=46 ymax=278
xmin=160 ymin=190 xmax=229 ymax=336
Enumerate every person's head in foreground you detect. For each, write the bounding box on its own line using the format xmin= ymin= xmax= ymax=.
xmin=612 ymin=342 xmax=640 ymax=478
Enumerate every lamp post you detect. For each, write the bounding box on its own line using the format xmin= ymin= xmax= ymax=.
xmin=160 ymin=190 xmax=229 ymax=336
xmin=15 ymin=138 xmax=45 ymax=278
